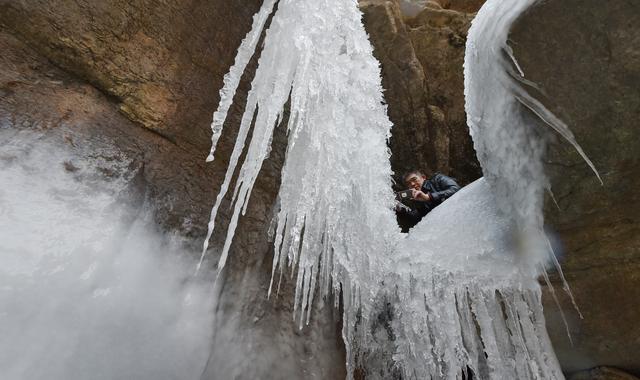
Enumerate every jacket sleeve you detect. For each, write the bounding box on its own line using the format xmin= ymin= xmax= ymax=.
xmin=429 ymin=174 xmax=461 ymax=203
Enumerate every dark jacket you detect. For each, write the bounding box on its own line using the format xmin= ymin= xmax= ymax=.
xmin=397 ymin=173 xmax=461 ymax=229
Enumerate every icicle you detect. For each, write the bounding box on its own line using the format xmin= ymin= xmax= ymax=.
xmin=514 ymin=89 xmax=602 ymax=184
xmin=206 ymin=0 xmax=278 ymax=162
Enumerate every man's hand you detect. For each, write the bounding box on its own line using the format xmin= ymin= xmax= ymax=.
xmin=411 ymin=189 xmax=431 ymax=202
xmin=395 ymin=202 xmax=412 ymax=213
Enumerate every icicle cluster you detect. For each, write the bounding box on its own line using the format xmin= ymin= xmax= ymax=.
xmin=198 ymin=0 xmax=399 ymax=327
xmin=198 ymin=0 xmax=591 ymax=378
xmin=359 ymin=179 xmax=564 ymax=379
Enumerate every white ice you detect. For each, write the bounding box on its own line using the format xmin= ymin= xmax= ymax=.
xmin=200 ymin=0 xmax=597 ymax=378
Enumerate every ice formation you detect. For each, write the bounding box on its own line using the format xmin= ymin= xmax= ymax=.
xmin=198 ymin=0 xmax=399 ymax=323
xmin=200 ymin=0 xmax=594 ymax=378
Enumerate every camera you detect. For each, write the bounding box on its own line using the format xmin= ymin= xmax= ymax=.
xmin=395 ymin=189 xmax=413 ymax=201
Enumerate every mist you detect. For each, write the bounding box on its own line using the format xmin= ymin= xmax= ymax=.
xmin=0 ymin=131 xmax=215 ymax=380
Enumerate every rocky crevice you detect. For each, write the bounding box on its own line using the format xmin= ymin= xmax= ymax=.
xmin=360 ymin=0 xmax=482 ymax=185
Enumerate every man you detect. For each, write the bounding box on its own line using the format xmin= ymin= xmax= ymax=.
xmin=395 ymin=169 xmax=461 ymax=230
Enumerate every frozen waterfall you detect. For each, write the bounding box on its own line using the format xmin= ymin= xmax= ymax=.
xmin=201 ymin=0 xmax=595 ymax=378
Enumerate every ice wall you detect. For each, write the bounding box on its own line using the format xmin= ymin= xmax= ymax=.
xmin=201 ymin=0 xmax=582 ymax=378
xmin=371 ymin=179 xmax=563 ymax=379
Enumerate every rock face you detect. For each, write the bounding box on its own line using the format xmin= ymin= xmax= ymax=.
xmin=0 ymin=0 xmax=268 ymax=239
xmin=432 ymin=0 xmax=484 ymax=13
xmin=0 ymin=0 xmax=260 ymax=150
xmin=405 ymin=5 xmax=479 ymax=182
xmin=359 ymin=0 xmax=481 ymax=185
xmin=510 ymin=0 xmax=640 ymax=376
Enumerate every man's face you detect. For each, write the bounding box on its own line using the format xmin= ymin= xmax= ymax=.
xmin=404 ymin=173 xmax=426 ymax=190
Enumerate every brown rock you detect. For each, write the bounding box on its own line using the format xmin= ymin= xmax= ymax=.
xmin=360 ymin=0 xmax=481 ymax=184
xmin=510 ymin=0 xmax=640 ymax=376
xmin=434 ymin=0 xmax=484 ymax=13
xmin=0 ymin=0 xmax=262 ymax=151
xmin=569 ymin=367 xmax=640 ymax=380
xmin=359 ymin=0 xmax=434 ymax=180
xmin=406 ymin=5 xmax=479 ymax=182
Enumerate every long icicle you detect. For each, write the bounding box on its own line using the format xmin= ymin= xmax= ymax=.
xmin=197 ymin=0 xmax=278 ymax=272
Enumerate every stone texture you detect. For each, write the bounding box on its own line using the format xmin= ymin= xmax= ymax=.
xmin=510 ymin=0 xmax=640 ymax=376
xmin=0 ymin=0 xmax=261 ymax=151
xmin=569 ymin=367 xmax=640 ymax=380
xmin=359 ymin=0 xmax=434 ymax=180
xmin=360 ymin=0 xmax=481 ymax=185
xmin=433 ymin=0 xmax=484 ymax=13
xmin=406 ymin=5 xmax=479 ymax=182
